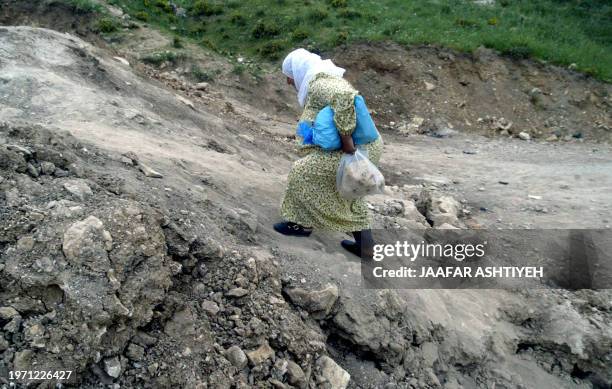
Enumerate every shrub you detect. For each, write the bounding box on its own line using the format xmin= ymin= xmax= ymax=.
xmin=252 ymin=21 xmax=280 ymax=39
xmin=488 ymin=17 xmax=498 ymax=26
xmin=192 ymin=0 xmax=223 ymax=16
xmin=96 ymin=17 xmax=118 ymax=33
xmin=134 ymin=11 xmax=149 ymax=21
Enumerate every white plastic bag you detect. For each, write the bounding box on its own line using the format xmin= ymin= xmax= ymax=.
xmin=336 ymin=148 xmax=385 ymax=199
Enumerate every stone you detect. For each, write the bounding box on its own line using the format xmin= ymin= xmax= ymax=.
xmin=0 ymin=307 xmax=19 ymax=320
xmin=284 ymin=284 xmax=339 ymax=318
xmin=518 ymin=131 xmax=531 ymax=140
xmin=26 ymin=163 xmax=40 ymax=177
xmin=126 ymin=343 xmax=144 ymax=360
xmin=17 ymin=236 xmax=35 ymax=251
xmin=424 ymin=81 xmax=436 ymax=91
xmin=201 ymin=300 xmax=220 ymax=316
xmin=113 ymin=56 xmax=130 ymax=66
xmin=246 ymin=342 xmax=275 ymax=366
xmin=316 ymin=356 xmax=350 ymax=389
xmin=176 ymin=94 xmax=195 ymax=110
xmin=63 ymin=179 xmax=93 ymax=201
xmin=224 ymin=345 xmax=248 ymax=369
xmin=195 ymin=82 xmax=209 ymax=91
xmin=0 ymin=337 xmax=8 ymax=352
xmin=62 ymin=216 xmax=110 ymax=269
xmin=139 ymin=162 xmax=163 ymax=178
xmin=104 ymin=356 xmax=122 ymax=378
xmin=419 ymin=190 xmax=461 ymax=227
xmin=6 ymin=144 xmax=32 ymax=158
xmin=286 ymin=360 xmax=306 ymax=387
xmin=40 ymin=161 xmax=56 ymax=175
xmin=226 ymin=287 xmax=249 ymax=298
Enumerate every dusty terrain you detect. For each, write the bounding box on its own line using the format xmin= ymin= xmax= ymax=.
xmin=0 ymin=4 xmax=611 ymax=389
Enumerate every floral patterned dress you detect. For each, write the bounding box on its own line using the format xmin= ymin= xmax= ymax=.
xmin=280 ymin=73 xmax=384 ymax=232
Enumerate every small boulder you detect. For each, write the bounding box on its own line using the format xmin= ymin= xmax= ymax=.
xmin=518 ymin=131 xmax=531 ymax=140
xmin=316 ymin=356 xmax=350 ymax=389
xmin=246 ymin=342 xmax=275 ymax=366
xmin=104 ymin=356 xmax=122 ymax=378
xmin=284 ymin=284 xmax=339 ymax=318
xmin=63 ymin=179 xmax=93 ymax=201
xmin=226 ymin=287 xmax=249 ymax=298
xmin=224 ymin=345 xmax=248 ymax=369
xmin=286 ymin=360 xmax=307 ymax=387
xmin=138 ymin=162 xmax=163 ymax=178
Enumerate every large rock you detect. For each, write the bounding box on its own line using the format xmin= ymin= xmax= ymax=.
xmin=316 ymin=356 xmax=350 ymax=389
xmin=284 ymin=284 xmax=339 ymax=319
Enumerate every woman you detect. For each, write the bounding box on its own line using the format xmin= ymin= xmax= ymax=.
xmin=274 ymin=48 xmax=384 ymax=258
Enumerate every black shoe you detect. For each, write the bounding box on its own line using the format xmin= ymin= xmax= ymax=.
xmin=341 ymin=240 xmax=362 ymax=257
xmin=273 ymin=221 xmax=313 ymax=237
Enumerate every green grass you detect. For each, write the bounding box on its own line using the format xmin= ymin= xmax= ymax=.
xmin=52 ymin=0 xmax=105 ymax=13
xmin=106 ymin=0 xmax=612 ymax=81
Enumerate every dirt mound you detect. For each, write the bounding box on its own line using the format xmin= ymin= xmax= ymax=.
xmin=334 ymin=43 xmax=612 ymax=143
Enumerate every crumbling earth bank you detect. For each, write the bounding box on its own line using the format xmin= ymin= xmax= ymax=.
xmin=0 ymin=123 xmax=348 ymax=388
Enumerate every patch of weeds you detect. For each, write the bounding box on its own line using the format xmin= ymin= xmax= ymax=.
xmin=502 ymin=45 xmax=533 ymax=59
xmin=229 ymin=12 xmax=246 ymax=26
xmin=330 ymin=0 xmax=348 ymax=8
xmin=96 ymin=17 xmax=119 ymax=33
xmin=191 ymin=66 xmax=215 ymax=82
xmin=172 ymin=36 xmax=183 ymax=48
xmin=307 ymin=7 xmax=329 ymax=21
xmin=382 ymin=24 xmax=402 ymax=37
xmin=201 ymin=38 xmax=218 ymax=50
xmin=338 ymin=8 xmax=362 ymax=19
xmin=488 ymin=17 xmax=498 ymax=26
xmin=232 ymin=63 xmax=246 ymax=75
xmin=153 ymin=0 xmax=173 ymax=13
xmin=141 ymin=51 xmax=184 ymax=66
xmin=334 ymin=30 xmax=349 ymax=45
xmin=61 ymin=0 xmax=103 ymax=14
xmin=291 ymin=28 xmax=309 ymax=41
xmin=455 ymin=18 xmax=479 ymax=28
xmin=252 ymin=21 xmax=281 ymax=39
xmin=192 ymin=0 xmax=223 ymax=17
xmin=259 ymin=40 xmax=284 ymax=59
xmin=134 ymin=11 xmax=149 ymax=21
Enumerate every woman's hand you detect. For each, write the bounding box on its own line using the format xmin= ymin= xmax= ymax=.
xmin=340 ymin=134 xmax=356 ymax=154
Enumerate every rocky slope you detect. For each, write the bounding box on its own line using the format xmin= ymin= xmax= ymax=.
xmin=0 ymin=25 xmax=611 ymax=389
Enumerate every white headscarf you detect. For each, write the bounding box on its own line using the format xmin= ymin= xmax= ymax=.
xmin=282 ymin=48 xmax=346 ymax=107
